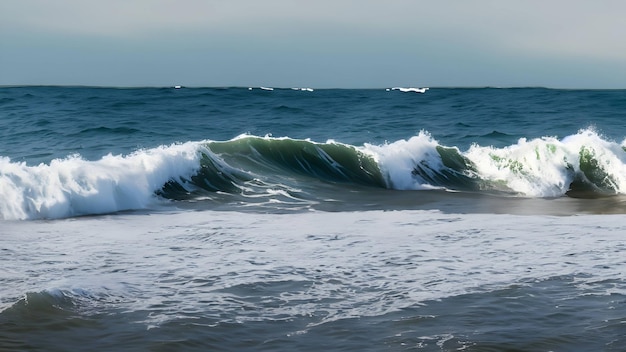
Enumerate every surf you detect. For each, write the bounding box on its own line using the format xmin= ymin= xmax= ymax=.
xmin=0 ymin=142 xmax=203 ymax=220
xmin=2 ymin=129 xmax=626 ymax=220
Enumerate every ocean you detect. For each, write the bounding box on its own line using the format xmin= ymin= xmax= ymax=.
xmin=1 ymin=86 xmax=625 ymax=351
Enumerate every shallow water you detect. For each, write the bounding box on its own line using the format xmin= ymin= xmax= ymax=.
xmin=2 ymin=210 xmax=626 ymax=351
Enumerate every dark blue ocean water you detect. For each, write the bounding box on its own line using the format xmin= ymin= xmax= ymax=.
xmin=1 ymin=86 xmax=626 ymax=351
xmin=3 ymin=86 xmax=624 ymax=164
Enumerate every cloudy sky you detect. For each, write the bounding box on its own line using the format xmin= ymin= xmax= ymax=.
xmin=1 ymin=0 xmax=625 ymax=88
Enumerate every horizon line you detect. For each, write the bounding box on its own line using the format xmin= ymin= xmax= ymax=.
xmin=2 ymin=84 xmax=625 ymax=90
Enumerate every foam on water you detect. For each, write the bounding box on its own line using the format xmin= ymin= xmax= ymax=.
xmin=364 ymin=128 xmax=626 ymax=196
xmin=2 ymin=210 xmax=625 ymax=337
xmin=0 ymin=142 xmax=203 ymax=220
xmin=362 ymin=131 xmax=445 ymax=190
xmin=467 ymin=128 xmax=626 ymax=196
xmin=387 ymin=87 xmax=429 ymax=93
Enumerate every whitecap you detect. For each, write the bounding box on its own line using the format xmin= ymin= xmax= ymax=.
xmin=390 ymin=87 xmax=429 ymax=93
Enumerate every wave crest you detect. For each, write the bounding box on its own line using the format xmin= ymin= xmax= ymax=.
xmin=466 ymin=129 xmax=626 ymax=197
xmin=0 ymin=143 xmax=201 ymax=220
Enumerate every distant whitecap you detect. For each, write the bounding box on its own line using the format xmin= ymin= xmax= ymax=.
xmin=390 ymin=87 xmax=429 ymax=93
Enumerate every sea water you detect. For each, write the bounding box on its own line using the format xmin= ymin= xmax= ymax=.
xmin=1 ymin=86 xmax=625 ymax=351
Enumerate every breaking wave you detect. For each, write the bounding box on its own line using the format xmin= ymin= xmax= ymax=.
xmin=2 ymin=129 xmax=626 ymax=220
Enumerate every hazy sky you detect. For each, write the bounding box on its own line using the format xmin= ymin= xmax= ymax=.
xmin=2 ymin=0 xmax=625 ymax=88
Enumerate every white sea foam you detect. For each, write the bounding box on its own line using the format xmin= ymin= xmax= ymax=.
xmin=467 ymin=129 xmax=626 ymax=197
xmin=388 ymin=87 xmax=429 ymax=93
xmin=3 ymin=210 xmax=625 ymax=327
xmin=362 ymin=131 xmax=444 ymax=190
xmin=364 ymin=128 xmax=626 ymax=197
xmin=0 ymin=142 xmax=203 ymax=220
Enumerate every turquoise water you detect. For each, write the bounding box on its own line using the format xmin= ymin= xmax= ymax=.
xmin=1 ymin=87 xmax=626 ymax=351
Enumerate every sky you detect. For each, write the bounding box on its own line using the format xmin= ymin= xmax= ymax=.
xmin=1 ymin=0 xmax=626 ymax=88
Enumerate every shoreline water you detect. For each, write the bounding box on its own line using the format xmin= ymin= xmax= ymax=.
xmin=2 ymin=208 xmax=625 ymax=350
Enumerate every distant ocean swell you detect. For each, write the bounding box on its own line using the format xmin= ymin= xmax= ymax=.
xmin=1 ymin=128 xmax=625 ymax=220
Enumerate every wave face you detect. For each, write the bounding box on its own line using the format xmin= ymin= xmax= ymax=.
xmin=2 ymin=129 xmax=626 ymax=220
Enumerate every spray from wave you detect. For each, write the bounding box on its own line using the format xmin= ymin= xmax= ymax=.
xmin=0 ymin=142 xmax=202 ymax=220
